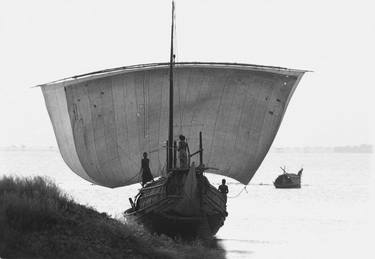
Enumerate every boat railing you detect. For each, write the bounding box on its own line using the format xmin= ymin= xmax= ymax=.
xmin=131 ymin=196 xmax=182 ymax=217
xmin=141 ymin=182 xmax=166 ymax=191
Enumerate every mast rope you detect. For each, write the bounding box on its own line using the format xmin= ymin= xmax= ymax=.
xmin=227 ymin=185 xmax=248 ymax=199
xmin=119 ymin=159 xmax=167 ymax=187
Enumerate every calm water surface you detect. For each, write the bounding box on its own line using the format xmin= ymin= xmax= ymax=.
xmin=0 ymin=150 xmax=373 ymax=258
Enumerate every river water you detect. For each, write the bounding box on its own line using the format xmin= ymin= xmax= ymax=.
xmin=0 ymin=150 xmax=373 ymax=258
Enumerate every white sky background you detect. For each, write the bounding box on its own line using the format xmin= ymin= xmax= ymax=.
xmin=0 ymin=0 xmax=373 ymax=147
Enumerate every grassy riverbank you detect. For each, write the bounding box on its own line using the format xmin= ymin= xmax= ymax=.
xmin=0 ymin=176 xmax=225 ymax=259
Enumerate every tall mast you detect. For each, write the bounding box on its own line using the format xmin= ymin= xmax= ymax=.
xmin=168 ymin=1 xmax=175 ymax=171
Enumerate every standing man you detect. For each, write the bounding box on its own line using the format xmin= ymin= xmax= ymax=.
xmin=178 ymin=135 xmax=189 ymax=168
xmin=141 ymin=152 xmax=153 ymax=187
xmin=218 ymin=179 xmax=228 ymax=196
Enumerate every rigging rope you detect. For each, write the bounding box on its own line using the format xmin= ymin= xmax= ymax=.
xmin=227 ymin=185 xmax=248 ymax=199
xmin=124 ymin=169 xmax=142 ymax=185
xmin=119 ymin=158 xmax=167 ymax=187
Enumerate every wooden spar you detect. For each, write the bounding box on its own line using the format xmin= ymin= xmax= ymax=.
xmin=168 ymin=1 xmax=175 ymax=171
xmin=37 ymin=62 xmax=307 ymax=87
xmin=166 ymin=140 xmax=169 ymax=170
xmin=199 ymin=131 xmax=203 ymax=165
xmin=173 ymin=140 xmax=177 ymax=168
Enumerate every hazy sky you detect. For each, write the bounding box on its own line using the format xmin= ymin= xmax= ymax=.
xmin=0 ymin=0 xmax=373 ymax=147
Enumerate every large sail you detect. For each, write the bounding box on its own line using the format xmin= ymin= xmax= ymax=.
xmin=40 ymin=62 xmax=306 ymax=188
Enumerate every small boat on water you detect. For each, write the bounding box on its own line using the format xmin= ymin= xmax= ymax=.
xmin=37 ymin=1 xmax=306 ymax=238
xmin=274 ymin=167 xmax=303 ymax=188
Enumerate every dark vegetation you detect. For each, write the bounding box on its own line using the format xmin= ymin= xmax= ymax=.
xmin=0 ymin=176 xmax=225 ymax=259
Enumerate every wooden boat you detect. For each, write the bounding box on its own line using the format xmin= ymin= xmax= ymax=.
xmin=38 ymin=1 xmax=306 ymax=238
xmin=124 ymin=162 xmax=228 ymax=238
xmin=273 ymin=167 xmax=302 ymax=188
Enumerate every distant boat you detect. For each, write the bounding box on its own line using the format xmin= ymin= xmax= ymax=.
xmin=38 ymin=1 xmax=306 ymax=238
xmin=274 ymin=167 xmax=302 ymax=188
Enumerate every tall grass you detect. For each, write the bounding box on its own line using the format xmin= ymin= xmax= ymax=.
xmin=0 ymin=176 xmax=70 ymax=233
xmin=0 ymin=176 xmax=225 ymax=259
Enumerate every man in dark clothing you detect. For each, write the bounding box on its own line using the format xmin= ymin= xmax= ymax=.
xmin=141 ymin=152 xmax=153 ymax=187
xmin=218 ymin=179 xmax=228 ymax=195
xmin=178 ymin=135 xmax=189 ymax=168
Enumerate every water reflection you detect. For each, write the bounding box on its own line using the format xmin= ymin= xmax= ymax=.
xmin=201 ymin=238 xmax=227 ymax=259
xmin=215 ymin=238 xmax=257 ymax=258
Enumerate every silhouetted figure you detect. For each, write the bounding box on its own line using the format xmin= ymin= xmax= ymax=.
xmin=298 ymin=168 xmax=303 ymax=177
xmin=218 ymin=179 xmax=228 ymax=195
xmin=141 ymin=152 xmax=153 ymax=187
xmin=178 ymin=135 xmax=189 ymax=168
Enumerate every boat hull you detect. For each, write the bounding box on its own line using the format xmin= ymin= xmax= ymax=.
xmin=274 ymin=183 xmax=301 ymax=188
xmin=125 ymin=167 xmax=227 ymax=238
xmin=273 ymin=173 xmax=301 ymax=188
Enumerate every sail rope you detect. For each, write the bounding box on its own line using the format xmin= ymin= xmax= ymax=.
xmin=227 ymin=185 xmax=248 ymax=199
xmin=119 ymin=160 xmax=166 ymax=187
xmin=123 ymin=169 xmax=142 ymax=185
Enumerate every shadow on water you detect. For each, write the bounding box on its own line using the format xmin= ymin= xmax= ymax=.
xmin=164 ymin=236 xmax=228 ymax=259
xmin=204 ymin=238 xmax=256 ymax=259
xmin=191 ymin=238 xmax=227 ymax=259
